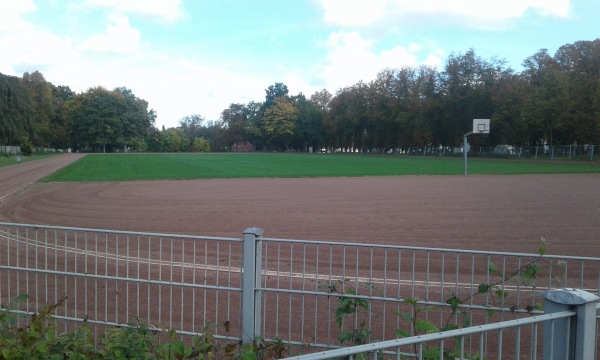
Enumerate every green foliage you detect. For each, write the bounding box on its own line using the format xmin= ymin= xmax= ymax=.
xmin=192 ymin=137 xmax=211 ymax=152
xmin=18 ymin=137 xmax=33 ymax=156
xmin=324 ymin=239 xmax=554 ymax=360
xmin=0 ymin=295 xmax=286 ymax=360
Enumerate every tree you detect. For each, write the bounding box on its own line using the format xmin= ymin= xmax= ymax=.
xmin=49 ymin=85 xmax=75 ymax=149
xmin=262 ymin=98 xmax=297 ymax=151
xmin=292 ymin=93 xmax=324 ymax=152
xmin=22 ymin=71 xmax=54 ymax=146
xmin=554 ymin=40 xmax=600 ymax=144
xmin=179 ymin=114 xmax=205 ymax=145
xmin=67 ymin=86 xmax=121 ymax=152
xmin=113 ymin=87 xmax=155 ymax=151
xmin=66 ymin=86 xmax=154 ymax=152
xmin=220 ymin=103 xmax=248 ymax=148
xmin=0 ymin=73 xmax=34 ymax=145
xmin=191 ymin=137 xmax=211 ymax=152
xmin=522 ymin=49 xmax=568 ymax=146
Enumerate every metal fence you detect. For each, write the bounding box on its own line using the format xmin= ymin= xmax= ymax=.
xmin=1 ymin=222 xmax=599 ymax=359
xmin=378 ymin=144 xmax=597 ymax=161
xmin=0 ymin=223 xmax=245 ymax=344
xmin=0 ymin=146 xmax=21 ymax=155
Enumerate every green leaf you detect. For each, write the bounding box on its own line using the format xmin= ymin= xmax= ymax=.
xmin=404 ymin=298 xmax=418 ymax=305
xmin=488 ymin=261 xmax=497 ymax=274
xmin=477 ymin=283 xmax=491 ymax=294
xmin=415 ymin=321 xmax=439 ymax=334
xmin=495 ymin=289 xmax=508 ymax=299
xmin=539 ymin=237 xmax=547 ymax=255
xmin=395 ymin=312 xmax=414 ymax=322
xmin=396 ymin=329 xmax=411 ymax=338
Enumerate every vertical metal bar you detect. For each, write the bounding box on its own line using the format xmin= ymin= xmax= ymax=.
xmin=276 ymin=241 xmax=281 ymax=337
xmin=242 ymin=227 xmax=263 ymax=345
xmin=454 ymin=253 xmax=459 ymax=327
xmin=227 ymin=240 xmax=232 ymax=336
xmin=147 ymin=235 xmax=152 ymax=323
xmin=288 ymin=242 xmax=293 ymax=342
xmin=327 ymin=243 xmax=333 ymax=344
xmin=425 ymin=251 xmax=430 ymax=322
xmin=514 ymin=323 xmax=521 ymax=360
xmin=159 ymin=236 xmax=163 ymax=325
xmin=33 ymin=228 xmax=39 ymax=313
xmin=169 ymin=237 xmax=174 ymax=329
xmin=440 ymin=252 xmax=445 ymax=327
xmin=203 ymin=239 xmax=207 ymax=328
xmin=215 ymin=240 xmax=220 ymax=332
xmin=479 ymin=331 xmax=484 ymax=359
xmin=262 ymin=241 xmax=268 ymax=336
xmin=354 ymin=246 xmax=359 ymax=329
xmin=531 ymin=323 xmax=537 ymax=359
xmin=314 ymin=243 xmax=319 ymax=344
xmin=115 ymin=234 xmax=119 ymax=324
xmin=301 ymin=242 xmax=306 ymax=342
xmin=136 ymin=235 xmax=140 ymax=325
xmin=126 ymin=234 xmax=130 ymax=322
xmin=105 ymin=233 xmax=109 ymax=324
xmin=516 ymin=257 xmax=522 ymax=309
xmin=192 ymin=238 xmax=196 ymax=333
xmin=396 ymin=249 xmax=401 ymax=335
xmin=497 ymin=328 xmax=503 ymax=359
xmin=84 ymin=232 xmax=88 ymax=318
xmin=382 ymin=248 xmax=387 ymax=340
xmin=181 ymin=239 xmax=185 ymax=333
xmin=42 ymin=229 xmax=48 ymax=306
xmin=94 ymin=233 xmax=99 ymax=338
xmin=580 ymin=261 xmax=585 ymax=289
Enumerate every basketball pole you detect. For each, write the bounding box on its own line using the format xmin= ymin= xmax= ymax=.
xmin=463 ymin=131 xmax=473 ymax=176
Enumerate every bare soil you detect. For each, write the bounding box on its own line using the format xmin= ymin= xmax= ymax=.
xmin=0 ymin=154 xmax=598 ymax=257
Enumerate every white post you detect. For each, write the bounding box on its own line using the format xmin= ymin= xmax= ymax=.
xmin=242 ymin=227 xmax=264 ymax=345
xmin=542 ymin=288 xmax=599 ymax=360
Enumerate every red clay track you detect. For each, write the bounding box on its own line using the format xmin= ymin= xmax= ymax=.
xmin=0 ymin=154 xmax=598 ymax=257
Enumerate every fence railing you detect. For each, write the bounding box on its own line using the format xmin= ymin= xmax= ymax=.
xmin=0 ymin=223 xmax=244 ymax=343
xmin=1 ymin=222 xmax=599 ymax=358
xmin=376 ymin=144 xmax=597 ymax=161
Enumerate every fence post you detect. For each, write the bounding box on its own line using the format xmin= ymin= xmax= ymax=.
xmin=242 ymin=227 xmax=264 ymax=345
xmin=542 ymin=288 xmax=599 ymax=360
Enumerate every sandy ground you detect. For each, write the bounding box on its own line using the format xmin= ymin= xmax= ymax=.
xmin=0 ymin=154 xmax=598 ymax=257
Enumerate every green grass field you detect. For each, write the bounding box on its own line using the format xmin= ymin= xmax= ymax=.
xmin=39 ymin=153 xmax=600 ymax=182
xmin=0 ymin=154 xmax=59 ymax=167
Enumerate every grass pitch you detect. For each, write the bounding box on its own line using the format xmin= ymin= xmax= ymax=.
xmin=0 ymin=154 xmax=59 ymax=167
xmin=39 ymin=153 xmax=600 ymax=182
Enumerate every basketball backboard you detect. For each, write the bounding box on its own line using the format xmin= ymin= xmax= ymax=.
xmin=473 ymin=119 xmax=490 ymax=134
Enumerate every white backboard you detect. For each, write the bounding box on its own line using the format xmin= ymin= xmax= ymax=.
xmin=473 ymin=119 xmax=490 ymax=134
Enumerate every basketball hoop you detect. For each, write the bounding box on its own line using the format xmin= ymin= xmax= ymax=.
xmin=464 ymin=119 xmax=491 ymax=175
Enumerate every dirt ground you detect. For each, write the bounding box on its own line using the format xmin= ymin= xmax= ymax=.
xmin=0 ymin=154 xmax=598 ymax=257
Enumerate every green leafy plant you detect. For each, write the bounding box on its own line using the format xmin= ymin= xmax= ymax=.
xmin=0 ymin=294 xmax=254 ymax=359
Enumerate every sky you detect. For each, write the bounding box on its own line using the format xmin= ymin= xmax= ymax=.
xmin=1 ymin=0 xmax=598 ymax=129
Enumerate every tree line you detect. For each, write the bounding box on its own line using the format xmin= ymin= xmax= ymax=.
xmin=1 ymin=39 xmax=599 ymax=153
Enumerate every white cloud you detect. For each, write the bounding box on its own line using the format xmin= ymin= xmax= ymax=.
xmin=0 ymin=0 xmax=36 ymax=33
xmin=0 ymin=28 xmax=81 ymax=76
xmin=82 ymin=0 xmax=185 ymax=23
xmin=314 ymin=31 xmax=444 ymax=91
xmin=316 ymin=0 xmax=571 ymax=29
xmin=80 ymin=15 xmax=142 ymax=53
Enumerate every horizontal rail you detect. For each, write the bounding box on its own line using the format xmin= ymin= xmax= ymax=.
xmin=262 ymin=236 xmax=600 ymax=262
xmin=0 ymin=222 xmax=241 ymax=242
xmin=282 ymin=311 xmax=576 ymax=360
